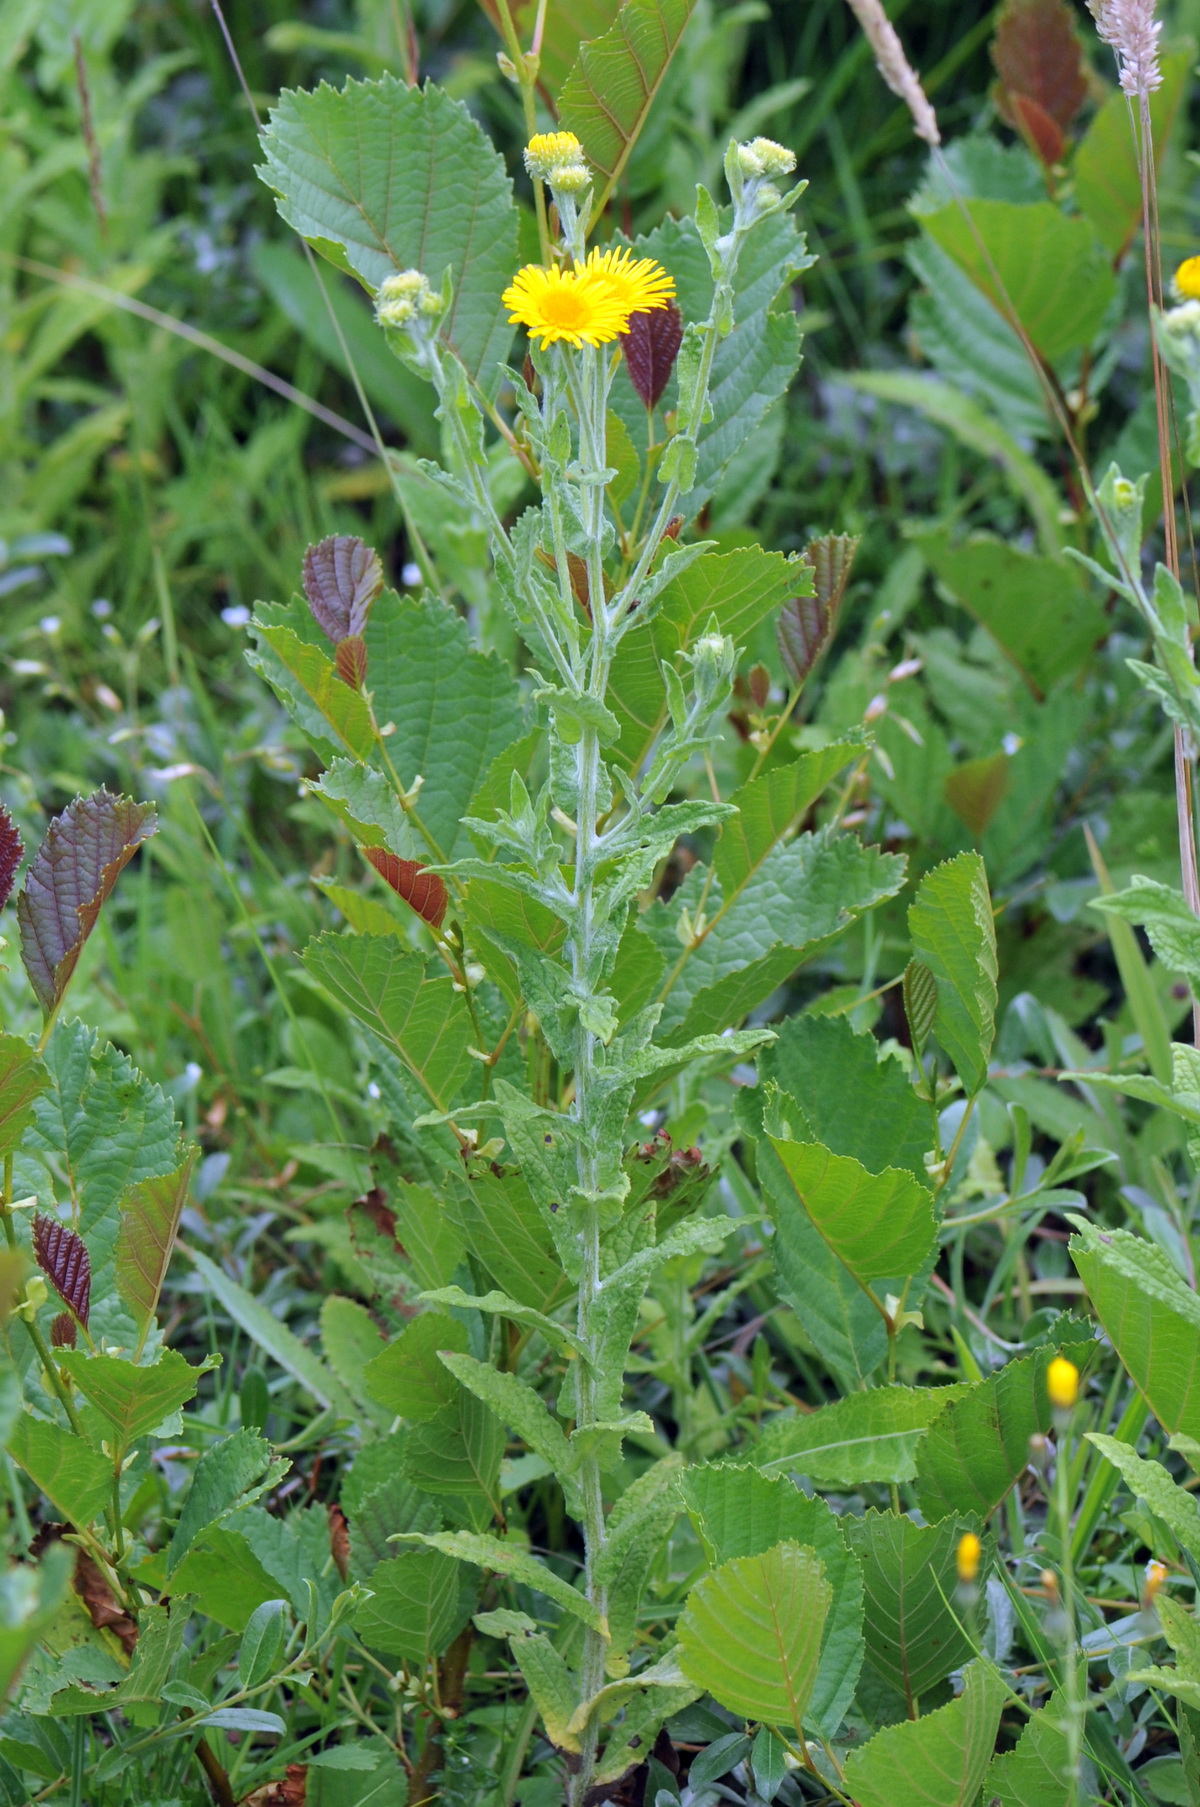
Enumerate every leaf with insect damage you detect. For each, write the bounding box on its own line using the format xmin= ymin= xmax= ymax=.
xmin=17 ymin=791 xmax=157 ymax=1016
xmin=362 ymin=847 xmax=448 ymax=930
xmin=32 ymin=1215 xmax=91 ymax=1329
xmin=302 ymin=535 xmax=384 ymax=643
xmin=623 ymin=302 xmax=683 ymax=410
xmin=0 ymin=804 xmax=23 ymax=911
xmin=116 ymin=1151 xmax=197 ymax=1358
xmin=991 ymin=0 xmax=1087 ymax=167
xmin=776 ymin=534 xmax=858 ymax=690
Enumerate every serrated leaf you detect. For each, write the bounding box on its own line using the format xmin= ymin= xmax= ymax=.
xmin=167 ymin=1428 xmax=278 ymax=1576
xmin=170 ymin=1526 xmax=286 ymax=1633
xmin=558 ymin=0 xmax=696 ymax=191
xmin=510 ymin=1631 xmax=583 ymax=1753
xmin=32 ymin=1214 xmax=90 ymax=1327
xmin=843 ymin=1660 xmax=1006 ymax=1807
xmin=1070 ymin=1222 xmax=1200 ymax=1438
xmin=404 ymin=1392 xmax=504 ymax=1508
xmin=846 ymin=1511 xmax=982 ymax=1704
xmin=754 ymin=1385 xmax=961 ymax=1486
xmin=250 ymin=615 xmax=376 ymax=762
xmin=982 ymin=1699 xmax=1071 ymax=1807
xmin=1092 ymin=879 xmax=1200 ymax=993
xmin=0 ymin=1541 xmax=71 ymax=1705
xmin=17 ymin=790 xmax=157 ymax=1014
xmin=1085 ymin=1434 xmax=1200 ymax=1562
xmin=302 ymin=534 xmax=383 ymax=642
xmin=363 ymin=1313 xmax=468 ymax=1423
xmin=714 ymin=741 xmax=863 ymax=898
xmin=623 ymin=300 xmax=683 ymax=409
xmin=438 ymin=1351 xmax=574 ymax=1485
xmin=115 ymin=1150 xmax=195 ymax=1358
xmin=238 ymin=1599 xmax=288 ymax=1691
xmin=402 ymin=1530 xmax=606 ymax=1632
xmin=443 ymin=1167 xmax=569 ymax=1314
xmin=258 ymin=76 xmax=518 ymax=380
xmin=355 ymin=1549 xmax=474 ymax=1664
xmin=678 ymin=1541 xmax=831 ymax=1729
xmin=777 ymin=535 xmax=858 ymax=688
xmin=0 ymin=1034 xmax=47 ymax=1158
xmin=320 ymin=1294 xmax=388 ymax=1423
xmin=7 ymin=1412 xmax=114 ymax=1526
xmin=0 ymin=804 xmax=23 ymax=912
xmin=187 ymin=1247 xmax=359 ymax=1421
xmin=56 ymin=1347 xmax=205 ymax=1452
xmin=766 ymin=1138 xmax=936 ymax=1290
xmin=681 ymin=1467 xmax=863 ymax=1739
xmin=909 ymin=851 xmax=998 ymax=1098
xmin=302 ymin=932 xmax=473 ymax=1112
xmin=362 ymin=847 xmax=448 ymax=929
xmin=758 ymin=1012 xmax=932 ymax=1182
xmin=904 ymin=959 xmax=938 ymax=1059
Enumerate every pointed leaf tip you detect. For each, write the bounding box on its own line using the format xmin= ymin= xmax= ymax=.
xmin=623 ymin=301 xmax=683 ymax=409
xmin=17 ymin=791 xmax=157 ymax=1016
xmin=33 ymin=1214 xmax=91 ymax=1329
xmin=0 ymin=804 xmax=23 ymax=913
xmin=777 ymin=533 xmax=858 ymax=689
xmin=303 ymin=535 xmax=384 ymax=643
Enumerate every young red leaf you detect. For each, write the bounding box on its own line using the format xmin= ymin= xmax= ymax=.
xmin=0 ymin=804 xmax=23 ymax=912
xmin=992 ymin=0 xmax=1087 ymax=152
xmin=115 ymin=1151 xmax=196 ymax=1358
xmin=50 ymin=1312 xmax=77 ymax=1349
xmin=623 ymin=302 xmax=683 ymax=410
xmin=335 ymin=634 xmax=369 ymax=688
xmin=17 ymin=790 xmax=157 ymax=1015
xmin=33 ymin=1214 xmax=91 ymax=1329
xmin=303 ymin=535 xmax=385 ymax=643
xmin=362 ymin=847 xmax=449 ymax=930
xmin=776 ymin=533 xmax=859 ymax=690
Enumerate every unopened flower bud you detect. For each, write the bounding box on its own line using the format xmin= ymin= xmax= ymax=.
xmin=1040 ymin=1568 xmax=1060 ymax=1603
xmin=547 ymin=162 xmax=590 ymax=195
xmin=375 ymin=269 xmax=440 ymax=330
xmin=736 ymin=136 xmax=797 ymax=180
xmin=1047 ymin=1357 xmax=1079 ymax=1411
xmin=956 ymin=1532 xmax=981 ymax=1584
xmin=688 ymin=628 xmax=736 ymax=705
xmin=524 ymin=132 xmax=586 ymax=181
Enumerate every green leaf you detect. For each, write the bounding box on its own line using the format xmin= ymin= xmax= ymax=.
xmin=388 ymin=1179 xmax=466 ymax=1292
xmin=714 ymin=741 xmax=865 ymax=896
xmin=758 ymin=1013 xmax=932 ymax=1183
xmin=249 ymin=615 xmax=376 ymax=763
xmin=843 ymin=372 xmax=1063 ymax=556
xmin=1075 ymin=50 xmax=1191 ymax=256
xmin=403 ymin=1392 xmax=504 ymax=1510
xmin=0 ymin=1034 xmax=48 ymax=1157
xmin=559 ymin=0 xmax=695 ymax=193
xmin=845 ymin=1511 xmax=981 ymax=1704
xmin=681 ymin=1467 xmax=863 ymax=1739
xmin=677 ymin=1541 xmax=832 ymax=1730
xmin=1092 ymin=879 xmax=1200 ymax=993
xmin=442 ymin=1168 xmax=569 ymax=1314
xmin=320 ymin=1294 xmax=389 ymax=1423
xmin=302 ymin=932 xmax=473 ymax=1111
xmin=1086 ymin=1434 xmax=1200 ymax=1562
xmin=915 ymin=1344 xmax=1091 ymax=1521
xmin=753 ymin=1385 xmax=962 ymax=1487
xmin=166 ymin=1428 xmax=278 ymax=1576
xmin=169 ymin=1526 xmax=287 ymax=1633
xmin=908 ymin=852 xmax=998 ymax=1098
xmin=916 ymin=531 xmax=1106 ymax=699
xmin=982 ymin=1700 xmax=1072 ymax=1807
xmin=55 ymin=1347 xmax=206 ymax=1453
xmin=919 ymin=199 xmax=1115 ymax=364
xmin=421 ymin=1286 xmax=579 ymax=1359
xmin=187 ymin=1247 xmax=359 ymax=1421
xmin=765 ymin=1138 xmax=937 ymax=1291
xmin=1070 ymin=1221 xmax=1200 ymax=1438
xmin=115 ymin=1151 xmax=195 ymax=1358
xmin=354 ymin=1550 xmax=474 ymax=1665
xmin=258 ymin=75 xmax=518 ymax=380
xmin=238 ymin=1599 xmax=288 ymax=1691
xmin=842 ymin=1660 xmax=1006 ymax=1807
xmin=0 ymin=1543 xmax=72 ymax=1706
xmin=437 ymin=1351 xmax=575 ymax=1493
xmin=8 ymin=1413 xmax=113 ymax=1526
xmin=509 ymin=1630 xmax=583 ymax=1753
xmin=362 ymin=1314 xmax=469 ymax=1423
xmin=906 ymin=233 xmax=1049 ymax=443
xmin=401 ymin=1530 xmax=606 ymax=1632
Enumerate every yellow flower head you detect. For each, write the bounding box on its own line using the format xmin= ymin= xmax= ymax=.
xmin=1144 ymin=1559 xmax=1168 ymax=1607
xmin=956 ymin=1532 xmax=982 ymax=1584
xmin=1047 ymin=1357 xmax=1079 ymax=1411
xmin=581 ymin=246 xmax=676 ymax=317
xmin=502 ymin=264 xmax=630 ymax=349
xmin=1175 ymin=256 xmax=1200 ymax=302
xmin=525 ymin=132 xmax=586 ymax=180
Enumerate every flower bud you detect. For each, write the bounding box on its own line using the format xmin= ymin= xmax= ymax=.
xmin=736 ymin=136 xmax=797 ymax=180
xmin=375 ymin=269 xmax=441 ymax=330
xmin=688 ymin=628 xmax=736 ymax=706
xmin=524 ymin=132 xmax=586 ymax=181
xmin=955 ymin=1532 xmax=981 ymax=1584
xmin=1047 ymin=1356 xmax=1079 ymax=1411
xmin=547 ymin=162 xmax=590 ymax=196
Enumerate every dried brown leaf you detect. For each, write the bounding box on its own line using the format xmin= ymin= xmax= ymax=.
xmin=32 ymin=1216 xmax=91 ymax=1328
xmin=74 ymin=1549 xmax=139 ymax=1655
xmin=329 ymin=1502 xmax=351 ymax=1581
xmin=302 ymin=535 xmax=384 ymax=643
xmin=623 ymin=302 xmax=684 ymax=410
xmin=0 ymin=805 xmax=23 ymax=913
xmin=362 ymin=847 xmax=448 ymax=930
xmin=17 ymin=790 xmax=157 ymax=1015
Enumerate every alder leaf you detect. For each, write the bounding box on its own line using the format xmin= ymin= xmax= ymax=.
xmin=843 ymin=1659 xmax=1006 ymax=1807
xmin=17 ymin=790 xmax=157 ymax=1015
xmin=363 ymin=847 xmax=449 ymax=930
xmin=991 ymin=0 xmax=1087 ymax=131
xmin=0 ymin=1033 xmax=49 ymax=1159
xmin=0 ymin=803 xmax=23 ymax=911
xmin=302 ymin=534 xmax=383 ymax=643
xmin=677 ymin=1541 xmax=832 ymax=1729
xmin=32 ymin=1214 xmax=90 ymax=1329
xmin=908 ymin=851 xmax=998 ymax=1098
xmin=623 ymin=301 xmax=683 ymax=409
xmin=116 ymin=1150 xmax=197 ymax=1358
xmin=776 ymin=532 xmax=858 ymax=691
xmin=558 ymin=0 xmax=697 ymax=194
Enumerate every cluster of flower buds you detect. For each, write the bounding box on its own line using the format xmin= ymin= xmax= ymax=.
xmin=524 ymin=131 xmax=593 ymax=257
xmin=374 ymin=269 xmax=448 ymax=375
xmin=687 ymin=623 xmax=738 ymax=709
xmin=725 ymin=135 xmax=799 ymax=225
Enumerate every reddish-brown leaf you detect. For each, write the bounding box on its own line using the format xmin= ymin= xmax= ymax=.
xmin=17 ymin=790 xmax=157 ymax=1015
xmin=74 ymin=1549 xmax=139 ymax=1655
xmin=50 ymin=1312 xmax=77 ymax=1348
xmin=33 ymin=1215 xmax=91 ymax=1328
xmin=245 ymin=1769 xmax=307 ymax=1807
xmin=0 ymin=805 xmax=23 ymax=913
xmin=362 ymin=847 xmax=448 ymax=930
xmin=329 ymin=1502 xmax=351 ymax=1581
xmin=776 ymin=533 xmax=859 ymax=690
xmin=623 ymin=302 xmax=683 ymax=410
xmin=115 ymin=1152 xmax=196 ymax=1359
xmin=1006 ymin=91 xmax=1066 ymax=166
xmin=335 ymin=634 xmax=369 ymax=688
xmin=302 ymin=535 xmax=384 ymax=643
xmin=992 ymin=0 xmax=1087 ymax=138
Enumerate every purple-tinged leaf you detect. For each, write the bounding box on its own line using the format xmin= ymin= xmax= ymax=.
xmin=0 ymin=805 xmax=23 ymax=912
xmin=33 ymin=1214 xmax=91 ymax=1329
xmin=17 ymin=790 xmax=157 ymax=1015
xmin=116 ymin=1151 xmax=196 ymax=1359
xmin=51 ymin=1312 xmax=77 ymax=1349
xmin=776 ymin=534 xmax=860 ymax=691
xmin=623 ymin=302 xmax=683 ymax=410
xmin=303 ymin=536 xmax=384 ymax=643
xmin=335 ymin=635 xmax=369 ymax=689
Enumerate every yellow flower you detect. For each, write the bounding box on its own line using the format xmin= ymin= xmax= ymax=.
xmin=1144 ymin=1559 xmax=1168 ymax=1607
xmin=1175 ymin=256 xmax=1200 ymax=301
xmin=582 ymin=246 xmax=675 ymax=316
xmin=502 ymin=264 xmax=630 ymax=349
xmin=1047 ymin=1357 xmax=1079 ymax=1411
xmin=956 ymin=1532 xmax=981 ymax=1584
xmin=525 ymin=133 xmax=586 ymax=179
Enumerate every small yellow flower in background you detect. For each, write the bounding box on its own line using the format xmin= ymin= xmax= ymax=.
xmin=524 ymin=132 xmax=586 ymax=180
xmin=956 ymin=1531 xmax=982 ymax=1584
xmin=1143 ymin=1559 xmax=1169 ymax=1607
xmin=582 ymin=247 xmax=675 ymax=317
xmin=1175 ymin=256 xmax=1200 ymax=302
xmin=502 ymin=264 xmax=630 ymax=349
xmin=1047 ymin=1357 xmax=1079 ymax=1411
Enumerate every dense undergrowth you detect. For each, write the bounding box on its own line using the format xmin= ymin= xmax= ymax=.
xmin=5 ymin=1 xmax=1200 ymax=1804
